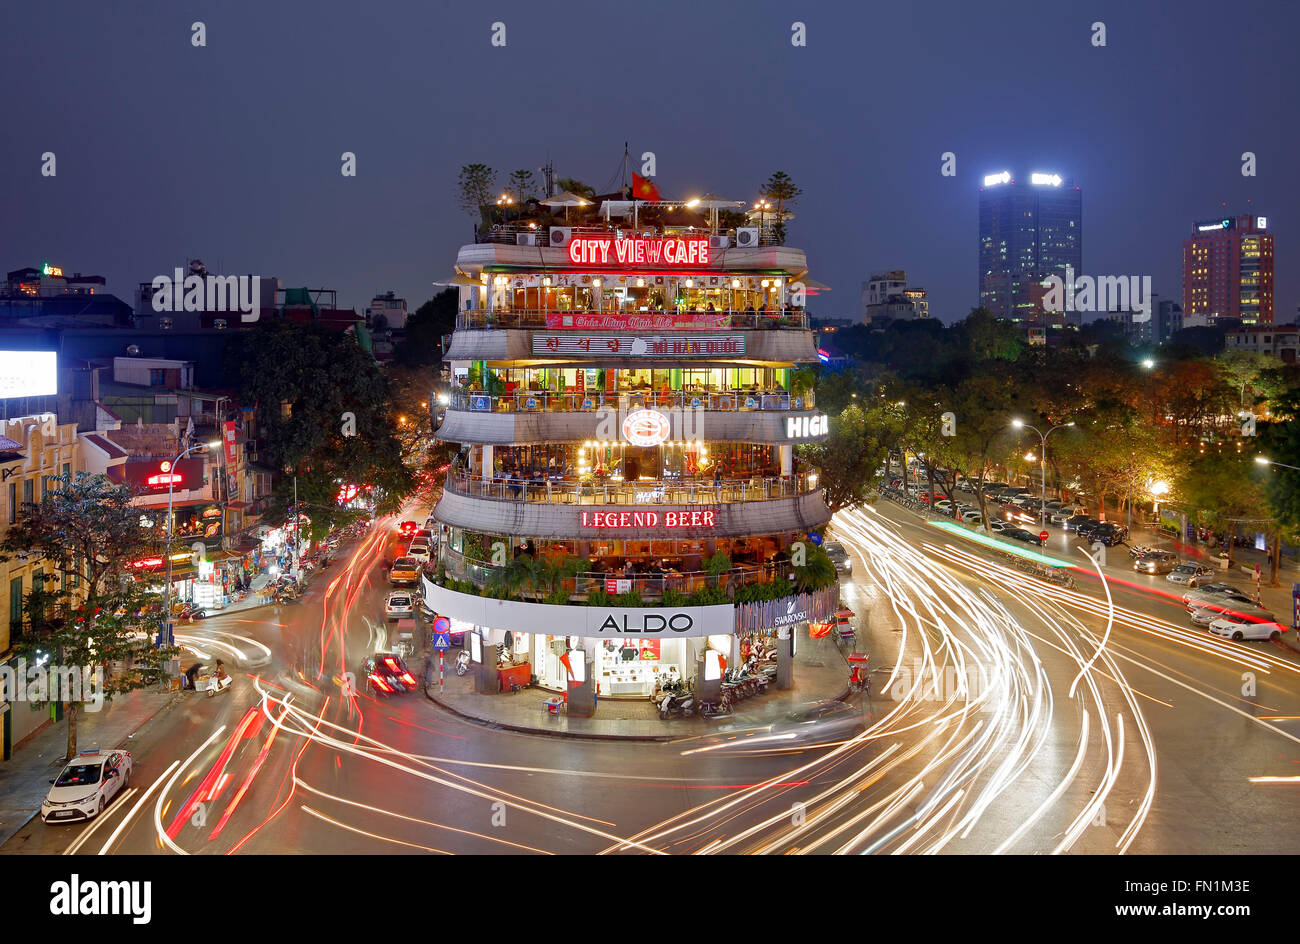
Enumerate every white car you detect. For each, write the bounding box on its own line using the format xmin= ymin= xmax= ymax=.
xmin=1207 ymin=615 xmax=1285 ymax=642
xmin=385 ymin=591 xmax=415 ymax=621
xmin=407 ymin=542 xmax=431 ymax=563
xmin=41 ymin=749 xmax=132 ymax=823
xmin=959 ymin=511 xmax=983 ymax=524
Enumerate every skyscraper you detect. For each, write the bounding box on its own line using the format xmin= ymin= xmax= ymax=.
xmin=1182 ymin=215 xmax=1273 ymax=325
xmin=978 ymin=171 xmax=1082 ymax=322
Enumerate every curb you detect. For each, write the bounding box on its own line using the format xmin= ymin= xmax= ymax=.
xmin=423 ymin=688 xmax=682 ymax=742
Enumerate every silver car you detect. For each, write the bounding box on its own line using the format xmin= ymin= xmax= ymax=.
xmin=1166 ymin=562 xmax=1216 ymax=586
xmin=1191 ymin=602 xmax=1272 ymax=627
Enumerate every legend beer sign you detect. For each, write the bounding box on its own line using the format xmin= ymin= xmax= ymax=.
xmin=567 ymin=236 xmax=709 ymax=267
xmin=581 ymin=510 xmax=716 ymax=530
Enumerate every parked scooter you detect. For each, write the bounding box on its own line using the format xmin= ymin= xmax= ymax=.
xmin=658 ymin=686 xmax=697 ymax=720
xmin=455 ymin=649 xmax=471 ymax=676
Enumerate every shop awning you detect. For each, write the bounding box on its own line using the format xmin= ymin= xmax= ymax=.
xmin=206 ymin=549 xmax=244 ymax=562
xmin=226 ymin=500 xmax=253 ymax=510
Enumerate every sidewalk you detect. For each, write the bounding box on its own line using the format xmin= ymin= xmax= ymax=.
xmin=0 ymin=689 xmax=182 ymax=849
xmin=424 ymin=628 xmax=852 ymax=740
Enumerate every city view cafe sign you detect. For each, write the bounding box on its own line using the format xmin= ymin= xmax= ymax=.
xmin=567 ymin=236 xmax=710 ymax=267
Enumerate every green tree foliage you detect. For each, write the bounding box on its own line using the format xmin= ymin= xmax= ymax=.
xmin=0 ymin=473 xmax=173 ymax=758
xmin=761 ymin=171 xmax=801 ymax=244
xmin=457 ymin=163 xmax=497 ymax=226
xmin=1260 ymin=386 xmax=1300 ymax=537
xmin=800 ymin=401 xmax=895 ymax=512
xmin=393 ymin=288 xmax=457 ymax=368
xmin=228 ymin=319 xmax=414 ymax=537
xmin=507 ymin=169 xmax=537 ymax=204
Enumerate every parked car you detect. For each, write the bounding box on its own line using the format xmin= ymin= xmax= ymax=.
xmin=41 ymin=750 xmax=133 ymax=824
xmin=1182 ymin=583 xmax=1248 ymax=606
xmin=988 ymin=519 xmax=1010 ymax=533
xmin=1079 ymin=522 xmax=1128 ymax=545
xmin=1048 ymin=509 xmax=1083 ymax=526
xmin=407 ymin=542 xmax=432 ymax=563
xmin=1063 ymin=515 xmax=1097 ymax=533
xmin=1166 ymin=563 xmax=1216 ymax=586
xmin=1207 ymin=615 xmax=1285 ymax=642
xmin=823 ymin=542 xmax=853 ymax=575
xmin=1191 ymin=603 xmax=1273 ymax=627
xmin=959 ymin=510 xmax=984 ymax=524
xmin=1133 ymin=550 xmax=1179 ymax=574
xmin=385 ymin=590 xmax=416 ymax=621
xmin=1004 ymin=528 xmax=1046 ymax=546
xmin=398 ymin=520 xmax=419 ymax=536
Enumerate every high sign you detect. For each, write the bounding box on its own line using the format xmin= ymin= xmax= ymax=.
xmin=0 ymin=350 xmax=57 ymax=398
xmin=533 ymin=334 xmax=744 ymax=357
xmin=785 ymin=414 xmax=829 ymax=440
xmin=567 ymin=236 xmax=709 ymax=267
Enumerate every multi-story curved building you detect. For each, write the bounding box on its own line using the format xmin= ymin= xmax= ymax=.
xmin=426 ymin=216 xmax=837 ymax=713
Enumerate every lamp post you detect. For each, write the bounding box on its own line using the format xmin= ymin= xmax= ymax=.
xmin=754 ymin=199 xmax=772 ymax=240
xmin=1253 ymin=458 xmax=1292 ymax=587
xmin=1011 ymin=419 xmax=1075 ymax=529
xmin=159 ymin=437 xmax=220 ymax=648
xmin=1255 ymin=456 xmax=1300 ymax=472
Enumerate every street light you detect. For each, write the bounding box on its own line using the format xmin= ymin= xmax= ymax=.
xmin=160 ymin=437 xmax=220 ymax=648
xmin=1011 ymin=419 xmax=1075 ymax=529
xmin=1141 ymin=358 xmax=1155 ymax=369
xmin=1256 ymin=456 xmax=1300 ymax=472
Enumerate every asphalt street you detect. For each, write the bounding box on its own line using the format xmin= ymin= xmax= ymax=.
xmin=4 ymin=496 xmax=1298 ymax=855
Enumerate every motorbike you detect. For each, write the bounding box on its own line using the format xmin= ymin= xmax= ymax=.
xmin=455 ymin=649 xmax=471 ymax=676
xmin=659 ymin=687 xmax=697 ymax=720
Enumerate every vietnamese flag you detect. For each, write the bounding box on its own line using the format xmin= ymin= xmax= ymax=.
xmin=632 ymin=172 xmax=661 ymax=202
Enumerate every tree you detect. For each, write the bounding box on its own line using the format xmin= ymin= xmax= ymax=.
xmin=1177 ymin=449 xmax=1274 ymax=571
xmin=228 ymin=319 xmax=415 ymax=539
xmin=507 ymin=169 xmax=537 ymax=204
xmin=1259 ymin=385 xmax=1300 ymax=581
xmin=800 ymin=401 xmax=895 ymax=512
xmin=457 ymin=164 xmax=497 ymax=227
xmin=0 ymin=473 xmax=173 ymax=759
xmin=940 ymin=370 xmax=1029 ymax=526
xmin=761 ymin=171 xmax=802 ymax=245
xmin=393 ymin=288 xmax=458 ymax=368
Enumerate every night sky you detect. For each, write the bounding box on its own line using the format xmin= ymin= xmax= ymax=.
xmin=3 ymin=0 xmax=1296 ymax=323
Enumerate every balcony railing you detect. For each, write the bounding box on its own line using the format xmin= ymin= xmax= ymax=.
xmin=474 ymin=223 xmax=785 ymax=247
xmin=442 ymin=546 xmax=786 ymax=599
xmin=444 ymin=467 xmax=820 ymax=505
xmin=448 ymin=388 xmax=813 ymax=413
xmin=455 ymin=308 xmax=809 ymax=330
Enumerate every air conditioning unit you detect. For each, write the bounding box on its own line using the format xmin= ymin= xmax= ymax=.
xmin=516 ymin=232 xmax=540 ymax=247
xmin=549 ymin=226 xmax=573 ymax=247
xmin=708 ymin=235 xmax=730 ymax=249
xmin=735 ymin=228 xmax=759 ymax=248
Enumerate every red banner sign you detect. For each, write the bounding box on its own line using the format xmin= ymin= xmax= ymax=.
xmin=545 ymin=311 xmax=731 ymax=331
xmin=581 ymin=510 xmax=716 ymax=530
xmin=567 ymin=236 xmax=709 ymax=267
xmin=222 ymin=421 xmax=237 ymax=466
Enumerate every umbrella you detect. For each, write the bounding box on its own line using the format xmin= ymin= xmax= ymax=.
xmin=541 ymin=190 xmax=592 ymax=222
xmin=686 ymin=193 xmax=746 ymax=231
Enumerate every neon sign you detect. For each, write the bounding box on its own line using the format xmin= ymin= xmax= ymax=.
xmin=146 ymin=472 xmax=183 ymax=487
xmin=42 ymin=263 xmax=63 ymax=277
xmin=581 ymin=510 xmax=716 ymax=529
xmin=567 ymin=237 xmax=709 ymax=267
xmin=983 ymin=171 xmax=1011 ymax=187
xmin=622 ymin=409 xmax=671 ymax=446
xmin=1030 ymin=172 xmax=1062 ymax=187
xmin=785 ymin=414 xmax=829 ymax=439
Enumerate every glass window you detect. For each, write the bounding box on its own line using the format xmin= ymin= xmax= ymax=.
xmin=7 ymin=483 xmax=13 ymax=524
xmin=23 ymin=479 xmax=33 ymax=506
xmin=9 ymin=575 xmax=22 ymax=635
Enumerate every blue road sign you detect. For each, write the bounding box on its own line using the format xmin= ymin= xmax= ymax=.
xmin=433 ymin=616 xmax=450 ymax=634
xmin=432 ymin=633 xmax=452 ymax=650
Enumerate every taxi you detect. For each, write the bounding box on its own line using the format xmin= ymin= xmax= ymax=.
xmin=41 ymin=749 xmax=133 ymax=823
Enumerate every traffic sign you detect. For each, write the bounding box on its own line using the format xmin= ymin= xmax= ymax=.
xmin=432 ymin=632 xmax=452 ymax=650
xmin=1039 ymin=530 xmax=1049 ymax=543
xmin=432 ymin=616 xmax=450 ymax=635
